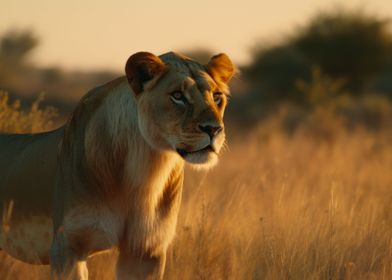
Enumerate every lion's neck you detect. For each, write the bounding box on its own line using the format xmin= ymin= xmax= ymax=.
xmin=84 ymin=77 xmax=183 ymax=195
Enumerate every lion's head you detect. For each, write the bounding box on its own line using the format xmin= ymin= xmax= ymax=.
xmin=125 ymin=51 xmax=235 ymax=169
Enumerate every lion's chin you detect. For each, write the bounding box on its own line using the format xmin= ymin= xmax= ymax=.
xmin=183 ymin=151 xmax=219 ymax=171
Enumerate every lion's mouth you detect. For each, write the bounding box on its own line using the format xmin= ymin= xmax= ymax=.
xmin=176 ymin=145 xmax=215 ymax=158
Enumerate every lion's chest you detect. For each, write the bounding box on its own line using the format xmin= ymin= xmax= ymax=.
xmin=118 ymin=153 xmax=182 ymax=253
xmin=61 ymin=145 xmax=183 ymax=256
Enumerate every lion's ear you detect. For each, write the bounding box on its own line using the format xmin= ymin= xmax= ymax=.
xmin=206 ymin=53 xmax=235 ymax=84
xmin=125 ymin=52 xmax=167 ymax=95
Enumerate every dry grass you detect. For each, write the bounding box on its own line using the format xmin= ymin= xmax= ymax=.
xmin=1 ymin=95 xmax=392 ymax=279
xmin=0 ymin=91 xmax=57 ymax=133
xmin=165 ymin=128 xmax=392 ymax=280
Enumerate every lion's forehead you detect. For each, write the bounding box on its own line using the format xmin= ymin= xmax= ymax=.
xmin=160 ymin=52 xmax=204 ymax=71
xmin=164 ymin=58 xmax=205 ymax=75
xmin=160 ymin=52 xmax=216 ymax=93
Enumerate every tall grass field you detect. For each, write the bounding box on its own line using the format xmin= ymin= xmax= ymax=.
xmin=1 ymin=93 xmax=392 ymax=279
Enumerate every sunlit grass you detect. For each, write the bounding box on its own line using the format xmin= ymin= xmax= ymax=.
xmin=165 ymin=128 xmax=392 ymax=280
xmin=1 ymin=96 xmax=392 ymax=279
xmin=0 ymin=91 xmax=57 ymax=133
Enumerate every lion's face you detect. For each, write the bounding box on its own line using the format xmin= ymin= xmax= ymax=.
xmin=125 ymin=52 xmax=235 ymax=169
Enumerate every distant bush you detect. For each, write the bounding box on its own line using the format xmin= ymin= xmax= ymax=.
xmin=0 ymin=91 xmax=57 ymax=133
xmin=252 ymin=69 xmax=392 ymax=139
xmin=245 ymin=9 xmax=392 ymax=103
xmin=244 ymin=46 xmax=310 ymax=102
xmin=0 ymin=29 xmax=119 ymax=113
xmin=0 ymin=30 xmax=38 ymax=68
xmin=293 ymin=10 xmax=392 ymax=91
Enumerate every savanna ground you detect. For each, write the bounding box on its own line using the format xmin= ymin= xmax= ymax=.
xmin=1 ymin=89 xmax=392 ymax=280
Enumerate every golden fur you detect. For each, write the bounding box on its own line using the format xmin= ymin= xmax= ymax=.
xmin=0 ymin=51 xmax=235 ymax=279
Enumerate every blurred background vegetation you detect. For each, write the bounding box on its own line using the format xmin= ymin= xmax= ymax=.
xmin=1 ymin=9 xmax=392 ymax=137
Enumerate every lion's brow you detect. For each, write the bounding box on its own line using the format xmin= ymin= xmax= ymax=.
xmin=185 ymin=60 xmax=230 ymax=96
xmin=194 ymin=74 xmax=216 ymax=94
xmin=184 ymin=62 xmax=215 ymax=94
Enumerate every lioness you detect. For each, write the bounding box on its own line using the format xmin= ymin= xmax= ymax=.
xmin=0 ymin=51 xmax=234 ymax=279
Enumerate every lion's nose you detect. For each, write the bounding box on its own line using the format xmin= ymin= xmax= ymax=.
xmin=199 ymin=124 xmax=223 ymax=139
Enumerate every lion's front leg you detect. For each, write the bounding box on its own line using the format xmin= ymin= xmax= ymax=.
xmin=50 ymin=229 xmax=89 ymax=280
xmin=116 ymin=249 xmax=166 ymax=280
xmin=51 ymin=260 xmax=88 ymax=280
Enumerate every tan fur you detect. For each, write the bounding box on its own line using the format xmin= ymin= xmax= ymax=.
xmin=0 ymin=51 xmax=234 ymax=279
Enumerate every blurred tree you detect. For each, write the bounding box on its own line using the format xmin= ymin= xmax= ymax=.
xmin=245 ymin=9 xmax=392 ymax=104
xmin=0 ymin=30 xmax=38 ymax=67
xmin=245 ymin=46 xmax=310 ymax=101
xmin=293 ymin=10 xmax=392 ymax=91
xmin=0 ymin=30 xmax=38 ymax=87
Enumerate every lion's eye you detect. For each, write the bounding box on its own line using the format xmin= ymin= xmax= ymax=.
xmin=213 ymin=92 xmax=223 ymax=106
xmin=171 ymin=91 xmax=183 ymax=100
xmin=170 ymin=91 xmax=186 ymax=105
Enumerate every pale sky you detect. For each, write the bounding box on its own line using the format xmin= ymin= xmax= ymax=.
xmin=1 ymin=0 xmax=392 ymax=71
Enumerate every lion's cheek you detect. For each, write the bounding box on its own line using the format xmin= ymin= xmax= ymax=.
xmin=137 ymin=115 xmax=170 ymax=151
